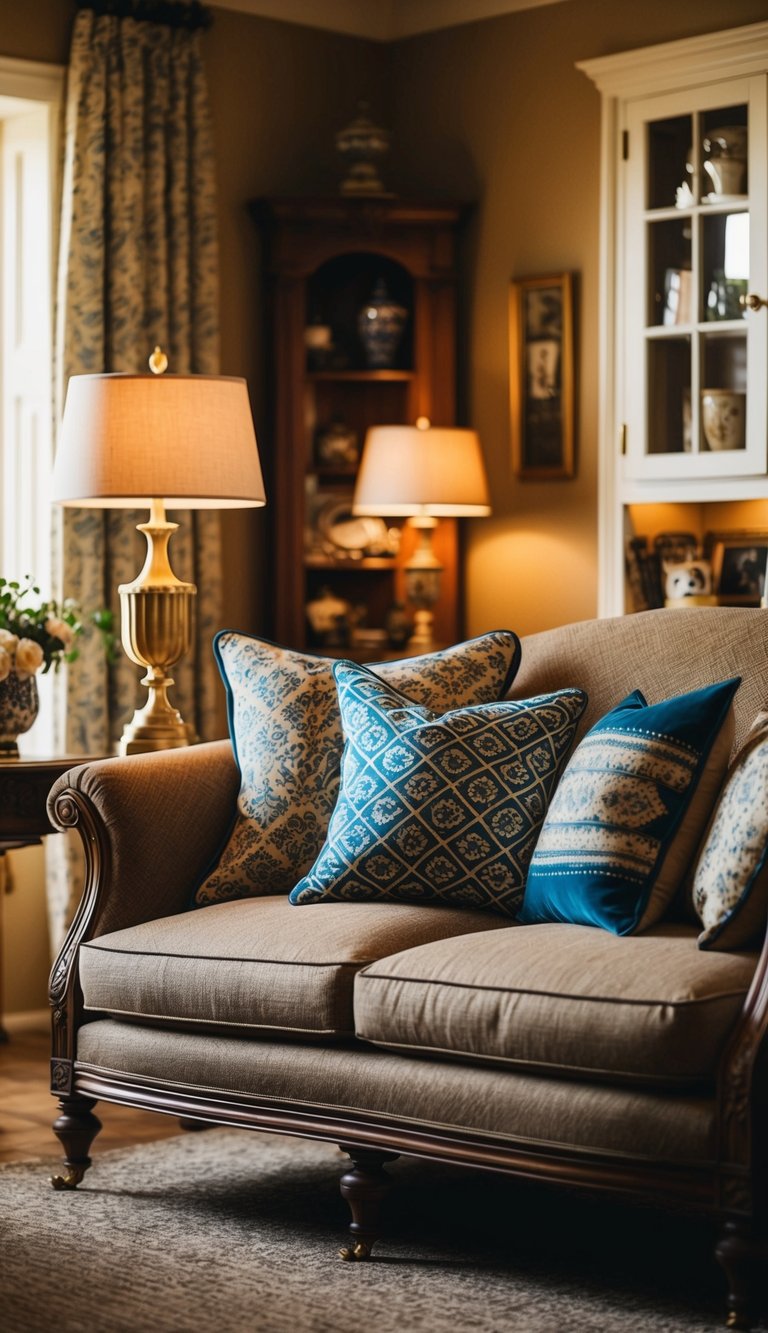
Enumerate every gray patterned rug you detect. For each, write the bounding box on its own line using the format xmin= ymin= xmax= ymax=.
xmin=1 ymin=1128 xmax=760 ymax=1332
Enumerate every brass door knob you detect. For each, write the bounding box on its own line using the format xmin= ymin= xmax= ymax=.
xmin=741 ymin=293 xmax=768 ymax=312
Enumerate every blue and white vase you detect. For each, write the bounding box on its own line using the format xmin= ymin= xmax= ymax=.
xmin=357 ymin=280 xmax=408 ymax=369
xmin=0 ymin=671 xmax=39 ymax=757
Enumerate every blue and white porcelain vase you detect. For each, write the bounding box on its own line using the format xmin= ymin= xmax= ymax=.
xmin=0 ymin=671 xmax=39 ymax=757
xmin=357 ymin=280 xmax=408 ymax=369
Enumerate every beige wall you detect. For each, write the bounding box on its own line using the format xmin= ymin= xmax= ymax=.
xmin=389 ymin=0 xmax=768 ymax=636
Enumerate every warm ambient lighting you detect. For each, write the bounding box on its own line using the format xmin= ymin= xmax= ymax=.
xmin=52 ymin=356 xmax=266 ymax=755
xmin=353 ymin=420 xmax=490 ymax=650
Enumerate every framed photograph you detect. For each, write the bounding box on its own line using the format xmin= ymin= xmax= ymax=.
xmin=707 ymin=533 xmax=768 ymax=606
xmin=509 ymin=272 xmax=575 ymax=479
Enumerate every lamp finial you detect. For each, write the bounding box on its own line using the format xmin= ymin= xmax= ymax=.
xmin=148 ymin=346 xmax=168 ymax=375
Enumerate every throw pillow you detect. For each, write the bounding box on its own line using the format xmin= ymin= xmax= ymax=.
xmin=693 ymin=718 xmax=768 ymax=951
xmin=519 ymin=677 xmax=740 ymax=936
xmin=194 ymin=630 xmax=521 ymax=905
xmin=289 ymin=660 xmax=587 ymax=917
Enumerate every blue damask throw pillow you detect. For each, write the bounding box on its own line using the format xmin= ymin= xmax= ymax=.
xmin=289 ymin=661 xmax=587 ymax=917
xmin=195 ymin=631 xmax=521 ymax=904
xmin=519 ymin=677 xmax=740 ymax=936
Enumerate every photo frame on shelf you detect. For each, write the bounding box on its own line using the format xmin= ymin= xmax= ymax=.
xmin=706 ymin=532 xmax=768 ymax=606
xmin=509 ymin=272 xmax=575 ymax=480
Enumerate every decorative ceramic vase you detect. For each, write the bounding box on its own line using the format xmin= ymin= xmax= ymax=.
xmin=702 ymin=125 xmax=748 ymax=197
xmin=0 ymin=671 xmax=39 ymax=756
xmin=701 ymin=389 xmax=746 ymax=451
xmin=335 ymin=103 xmax=390 ymax=196
xmin=357 ymin=280 xmax=408 ymax=369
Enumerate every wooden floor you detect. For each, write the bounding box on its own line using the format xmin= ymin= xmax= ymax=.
xmin=0 ymin=1014 xmax=183 ymax=1165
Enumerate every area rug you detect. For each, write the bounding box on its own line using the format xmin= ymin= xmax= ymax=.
xmin=1 ymin=1128 xmax=759 ymax=1332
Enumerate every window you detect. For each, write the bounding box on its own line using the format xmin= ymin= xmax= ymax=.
xmin=0 ymin=58 xmax=63 ymax=751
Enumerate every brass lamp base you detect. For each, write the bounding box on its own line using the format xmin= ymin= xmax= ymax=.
xmin=118 ymin=500 xmax=196 ymax=757
xmin=118 ymin=667 xmax=192 ymax=756
xmin=404 ymin=516 xmax=443 ymax=654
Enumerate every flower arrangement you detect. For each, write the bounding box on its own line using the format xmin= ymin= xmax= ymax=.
xmin=0 ymin=575 xmax=116 ymax=683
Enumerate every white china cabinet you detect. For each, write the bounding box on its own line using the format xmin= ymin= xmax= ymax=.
xmin=579 ymin=22 xmax=768 ymax=615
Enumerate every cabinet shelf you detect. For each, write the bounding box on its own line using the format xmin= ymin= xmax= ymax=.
xmin=305 ymin=370 xmax=417 ymax=383
xmin=305 ymin=557 xmax=397 ymax=572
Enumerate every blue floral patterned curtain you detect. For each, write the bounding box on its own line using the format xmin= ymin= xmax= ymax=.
xmin=48 ymin=0 xmax=222 ymax=947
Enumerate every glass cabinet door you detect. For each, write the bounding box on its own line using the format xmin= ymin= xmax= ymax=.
xmin=623 ymin=76 xmax=767 ymax=479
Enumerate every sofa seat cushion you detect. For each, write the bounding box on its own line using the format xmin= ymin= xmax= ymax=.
xmin=79 ymin=896 xmax=508 ymax=1039
xmin=353 ymin=922 xmax=757 ymax=1087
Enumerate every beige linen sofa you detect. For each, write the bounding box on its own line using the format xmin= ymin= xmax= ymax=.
xmin=47 ymin=608 xmax=768 ymax=1329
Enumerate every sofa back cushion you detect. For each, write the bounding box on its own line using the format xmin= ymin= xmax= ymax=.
xmin=511 ymin=606 xmax=768 ymax=758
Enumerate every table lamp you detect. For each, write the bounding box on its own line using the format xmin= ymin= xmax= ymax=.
xmin=353 ymin=418 xmax=490 ymax=650
xmin=52 ymin=350 xmax=266 ymax=755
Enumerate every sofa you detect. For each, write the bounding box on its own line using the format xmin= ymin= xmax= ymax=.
xmin=46 ymin=607 xmax=768 ymax=1329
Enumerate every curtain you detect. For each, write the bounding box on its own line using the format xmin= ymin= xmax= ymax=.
xmin=48 ymin=0 xmax=222 ymax=950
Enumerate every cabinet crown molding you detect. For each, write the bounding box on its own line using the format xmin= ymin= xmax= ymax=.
xmin=577 ymin=20 xmax=768 ymax=99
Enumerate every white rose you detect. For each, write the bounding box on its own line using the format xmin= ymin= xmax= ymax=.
xmin=45 ymin=616 xmax=74 ymax=647
xmin=0 ymin=628 xmax=18 ymax=654
xmin=0 ymin=646 xmax=10 ymax=682
xmin=15 ymin=637 xmax=44 ymax=677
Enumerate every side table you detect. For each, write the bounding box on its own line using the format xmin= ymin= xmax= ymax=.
xmin=0 ymin=755 xmax=100 ymax=1039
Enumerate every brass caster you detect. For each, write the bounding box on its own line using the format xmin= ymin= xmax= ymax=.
xmin=339 ymin=1240 xmax=372 ymax=1262
xmin=50 ymin=1165 xmax=86 ymax=1191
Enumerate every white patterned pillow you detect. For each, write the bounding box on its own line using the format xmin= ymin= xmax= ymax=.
xmin=195 ymin=631 xmax=521 ymax=905
xmin=693 ymin=720 xmax=768 ymax=951
xmin=290 ymin=660 xmax=586 ymax=917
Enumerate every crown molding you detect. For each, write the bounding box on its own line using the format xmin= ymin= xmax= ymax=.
xmin=208 ymin=0 xmax=567 ymax=42
xmin=577 ymin=20 xmax=768 ymax=98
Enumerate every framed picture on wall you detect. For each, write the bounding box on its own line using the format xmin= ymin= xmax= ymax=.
xmin=509 ymin=272 xmax=575 ymax=480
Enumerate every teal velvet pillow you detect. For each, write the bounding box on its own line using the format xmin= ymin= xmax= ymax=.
xmin=519 ymin=677 xmax=740 ymax=936
xmin=289 ymin=660 xmax=587 ymax=917
xmin=195 ymin=630 xmax=521 ymax=904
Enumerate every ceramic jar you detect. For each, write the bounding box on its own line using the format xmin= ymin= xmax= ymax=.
xmin=335 ymin=104 xmax=390 ymax=196
xmin=701 ymin=389 xmax=746 ymax=451
xmin=0 ymin=671 xmax=39 ymax=756
xmin=357 ymin=280 xmax=408 ymax=369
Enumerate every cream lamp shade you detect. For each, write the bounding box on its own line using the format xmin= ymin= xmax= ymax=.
xmin=52 ymin=372 xmax=266 ymax=508
xmin=52 ymin=366 xmax=265 ymax=757
xmin=352 ymin=422 xmax=491 ymax=518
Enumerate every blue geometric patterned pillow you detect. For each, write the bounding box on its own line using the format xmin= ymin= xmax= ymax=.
xmin=520 ymin=677 xmax=740 ymax=936
xmin=289 ymin=661 xmax=587 ymax=917
xmin=195 ymin=631 xmax=521 ymax=905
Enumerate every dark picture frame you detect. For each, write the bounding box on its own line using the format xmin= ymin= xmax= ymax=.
xmin=509 ymin=272 xmax=575 ymax=480
xmin=707 ymin=534 xmax=768 ymax=606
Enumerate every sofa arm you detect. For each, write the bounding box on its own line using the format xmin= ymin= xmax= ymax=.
xmin=48 ymin=740 xmax=240 ymax=939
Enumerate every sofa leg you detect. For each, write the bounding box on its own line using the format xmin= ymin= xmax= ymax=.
xmin=337 ymin=1144 xmax=399 ymax=1261
xmin=50 ymin=1095 xmax=102 ymax=1191
xmin=715 ymin=1220 xmax=766 ymax=1330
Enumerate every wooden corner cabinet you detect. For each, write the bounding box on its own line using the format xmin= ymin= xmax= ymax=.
xmin=250 ymin=197 xmax=467 ymax=653
xmin=579 ymin=22 xmax=768 ymax=616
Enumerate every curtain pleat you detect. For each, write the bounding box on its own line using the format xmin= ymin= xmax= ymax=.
xmin=47 ymin=7 xmax=222 ymax=950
